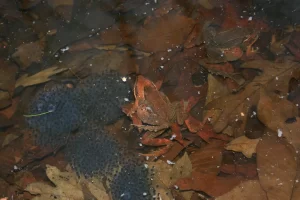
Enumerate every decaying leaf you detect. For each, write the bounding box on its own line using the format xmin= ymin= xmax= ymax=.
xmin=190 ymin=140 xmax=224 ymax=175
xmin=205 ymin=60 xmax=300 ymax=134
xmin=225 ymin=136 xmax=260 ymax=158
xmin=84 ymin=178 xmax=109 ymax=200
xmin=135 ymin=14 xmax=195 ymax=52
xmin=2 ymin=133 xmax=20 ymax=147
xmin=257 ymin=133 xmax=297 ymax=200
xmin=215 ymin=180 xmax=267 ymax=200
xmin=12 ymin=41 xmax=44 ymax=70
xmin=0 ymin=59 xmax=17 ymax=92
xmin=147 ymin=153 xmax=192 ymax=199
xmin=15 ymin=66 xmax=67 ymax=89
xmin=175 ymin=171 xmax=243 ymax=197
xmin=25 ymin=165 xmax=84 ymax=200
xmin=257 ymin=88 xmax=300 ymax=150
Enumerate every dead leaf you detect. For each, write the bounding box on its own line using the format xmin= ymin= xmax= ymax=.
xmin=257 ymin=88 xmax=300 ymax=150
xmin=215 ymin=180 xmax=267 ymax=200
xmin=84 ymin=178 xmax=109 ymax=200
xmin=257 ymin=133 xmax=297 ymax=200
xmin=147 ymin=152 xmax=192 ymax=199
xmin=175 ymin=171 xmax=243 ymax=197
xmin=225 ymin=136 xmax=260 ymax=158
xmin=25 ymin=165 xmax=84 ymax=200
xmin=0 ymin=91 xmax=11 ymax=109
xmin=2 ymin=133 xmax=19 ymax=147
xmin=135 ymin=14 xmax=195 ymax=52
xmin=199 ymin=0 xmax=216 ymax=9
xmin=12 ymin=41 xmax=44 ymax=70
xmin=0 ymin=59 xmax=17 ymax=91
xmin=205 ymin=60 xmax=300 ymax=134
xmin=15 ymin=66 xmax=67 ymax=89
xmin=189 ymin=140 xmax=224 ymax=175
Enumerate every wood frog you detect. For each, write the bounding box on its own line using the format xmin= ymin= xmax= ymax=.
xmin=123 ymin=75 xmax=203 ymax=156
xmin=203 ymin=21 xmax=259 ymax=63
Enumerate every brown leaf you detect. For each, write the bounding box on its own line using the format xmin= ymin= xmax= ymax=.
xmin=12 ymin=41 xmax=44 ymax=70
xmin=189 ymin=140 xmax=224 ymax=175
xmin=225 ymin=136 xmax=260 ymax=158
xmin=215 ymin=180 xmax=267 ymax=200
xmin=15 ymin=66 xmax=67 ymax=88
xmin=175 ymin=171 xmax=243 ymax=197
xmin=257 ymin=88 xmax=300 ymax=150
xmin=2 ymin=133 xmax=20 ymax=147
xmin=84 ymin=178 xmax=109 ymax=200
xmin=220 ymin=163 xmax=258 ymax=178
xmin=135 ymin=14 xmax=195 ymax=52
xmin=25 ymin=165 xmax=84 ymax=200
xmin=0 ymin=59 xmax=17 ymax=92
xmin=257 ymin=133 xmax=297 ymax=200
xmin=206 ymin=60 xmax=300 ymax=133
xmin=147 ymin=153 xmax=193 ymax=199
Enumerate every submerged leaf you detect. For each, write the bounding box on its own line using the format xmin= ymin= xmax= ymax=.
xmin=225 ymin=136 xmax=259 ymax=158
xmin=206 ymin=60 xmax=300 ymax=134
xmin=15 ymin=66 xmax=67 ymax=89
xmin=25 ymin=165 xmax=84 ymax=200
xmin=257 ymin=133 xmax=297 ymax=200
xmin=215 ymin=180 xmax=267 ymax=200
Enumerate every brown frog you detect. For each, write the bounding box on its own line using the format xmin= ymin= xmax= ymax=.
xmin=203 ymin=21 xmax=259 ymax=63
xmin=123 ymin=75 xmax=203 ymax=156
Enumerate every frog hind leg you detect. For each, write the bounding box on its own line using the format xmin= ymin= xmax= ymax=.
xmin=141 ymin=130 xmax=172 ymax=146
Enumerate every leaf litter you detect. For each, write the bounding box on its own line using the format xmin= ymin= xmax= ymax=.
xmin=2 ymin=0 xmax=300 ymax=199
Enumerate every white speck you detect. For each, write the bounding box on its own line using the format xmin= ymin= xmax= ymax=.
xmin=240 ymin=112 xmax=245 ymax=117
xmin=253 ymin=111 xmax=256 ymax=116
xmin=61 ymin=46 xmax=69 ymax=53
xmin=144 ymin=164 xmax=148 ymax=168
xmin=198 ymin=91 xmax=201 ymax=94
xmin=247 ymin=98 xmax=250 ymax=101
xmin=154 ymin=0 xmax=157 ymax=3
xmin=139 ymin=143 xmax=143 ymax=146
xmin=167 ymin=49 xmax=172 ymax=52
xmin=170 ymin=134 xmax=176 ymax=140
xmin=276 ymin=76 xmax=278 ymax=80
xmin=146 ymin=156 xmax=149 ymax=160
xmin=208 ymin=117 xmax=212 ymax=122
xmin=161 ymin=57 xmax=164 ymax=60
xmin=13 ymin=165 xmax=18 ymax=170
xmin=124 ymin=98 xmax=129 ymax=102
xmin=89 ymin=64 xmax=93 ymax=66
xmin=167 ymin=160 xmax=175 ymax=165
xmin=278 ymin=183 xmax=283 ymax=186
xmin=121 ymin=77 xmax=127 ymax=82
xmin=296 ymin=179 xmax=299 ymax=183
xmin=143 ymin=192 xmax=147 ymax=196
xmin=160 ymin=65 xmax=164 ymax=69
xmin=121 ymin=193 xmax=125 ymax=197
xmin=248 ymin=16 xmax=253 ymax=21
xmin=278 ymin=129 xmax=283 ymax=137
xmin=174 ymin=185 xmax=179 ymax=189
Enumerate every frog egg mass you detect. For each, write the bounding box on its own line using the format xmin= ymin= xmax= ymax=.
xmin=25 ymin=70 xmax=154 ymax=200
